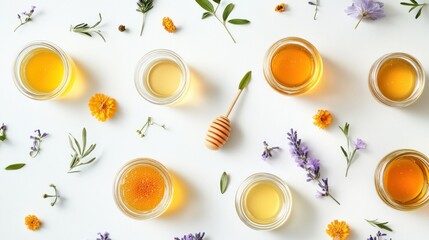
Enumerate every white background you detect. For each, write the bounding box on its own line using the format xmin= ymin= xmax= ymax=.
xmin=1 ymin=0 xmax=429 ymax=239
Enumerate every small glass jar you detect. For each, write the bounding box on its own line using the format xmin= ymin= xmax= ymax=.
xmin=369 ymin=52 xmax=425 ymax=107
xmin=135 ymin=49 xmax=190 ymax=105
xmin=235 ymin=173 xmax=292 ymax=230
xmin=263 ymin=37 xmax=323 ymax=95
xmin=13 ymin=41 xmax=74 ymax=100
xmin=374 ymin=149 xmax=429 ymax=210
xmin=114 ymin=158 xmax=173 ymax=219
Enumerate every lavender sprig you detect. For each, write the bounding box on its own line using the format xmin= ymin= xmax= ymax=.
xmin=174 ymin=232 xmax=205 ymax=240
xmin=339 ymin=122 xmax=366 ymax=177
xmin=368 ymin=231 xmax=392 ymax=240
xmin=0 ymin=123 xmax=7 ymax=141
xmin=287 ymin=129 xmax=340 ymax=205
xmin=29 ymin=129 xmax=48 ymax=158
xmin=14 ymin=5 xmax=36 ymax=32
xmin=261 ymin=141 xmax=280 ymax=161
xmin=96 ymin=232 xmax=111 ymax=240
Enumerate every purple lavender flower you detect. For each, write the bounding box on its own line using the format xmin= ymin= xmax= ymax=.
xmin=174 ymin=232 xmax=205 ymax=240
xmin=29 ymin=129 xmax=48 ymax=158
xmin=354 ymin=138 xmax=366 ymax=150
xmin=345 ymin=0 xmax=385 ymax=29
xmin=261 ymin=141 xmax=280 ymax=161
xmin=287 ymin=129 xmax=340 ymax=205
xmin=0 ymin=123 xmax=7 ymax=141
xmin=340 ymin=123 xmax=366 ymax=177
xmin=368 ymin=231 xmax=391 ymax=240
xmin=96 ymin=232 xmax=111 ymax=240
xmin=14 ymin=5 xmax=36 ymax=32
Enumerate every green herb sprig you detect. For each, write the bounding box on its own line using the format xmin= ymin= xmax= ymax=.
xmin=14 ymin=6 xmax=36 ymax=32
xmin=70 ymin=13 xmax=106 ymax=42
xmin=0 ymin=123 xmax=7 ymax=141
xmin=195 ymin=0 xmax=250 ymax=43
xmin=339 ymin=122 xmax=366 ymax=177
xmin=68 ymin=128 xmax=97 ymax=173
xmin=401 ymin=0 xmax=427 ymax=19
xmin=136 ymin=0 xmax=154 ymax=36
xmin=43 ymin=184 xmax=60 ymax=207
xmin=220 ymin=172 xmax=229 ymax=194
xmin=5 ymin=163 xmax=25 ymax=170
xmin=366 ymin=219 xmax=393 ymax=232
xmin=136 ymin=117 xmax=166 ymax=138
xmin=308 ymin=0 xmax=319 ymax=20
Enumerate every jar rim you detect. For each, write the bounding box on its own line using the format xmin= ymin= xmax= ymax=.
xmin=134 ymin=49 xmax=190 ymax=105
xmin=235 ymin=173 xmax=292 ymax=230
xmin=13 ymin=40 xmax=72 ymax=100
xmin=368 ymin=52 xmax=425 ymax=107
xmin=113 ymin=158 xmax=173 ymax=219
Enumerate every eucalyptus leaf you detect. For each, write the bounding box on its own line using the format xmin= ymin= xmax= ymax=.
xmin=238 ymin=71 xmax=252 ymax=90
xmin=223 ymin=3 xmax=235 ymax=21
xmin=220 ymin=172 xmax=229 ymax=194
xmin=228 ymin=19 xmax=250 ymax=24
xmin=5 ymin=163 xmax=26 ymax=170
xmin=195 ymin=0 xmax=214 ymax=12
xmin=202 ymin=12 xmax=212 ymax=19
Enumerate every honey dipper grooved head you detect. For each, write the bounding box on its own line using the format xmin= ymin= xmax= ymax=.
xmin=205 ymin=116 xmax=231 ymax=150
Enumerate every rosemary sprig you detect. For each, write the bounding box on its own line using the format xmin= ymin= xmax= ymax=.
xmin=196 ymin=0 xmax=250 ymax=43
xmin=70 ymin=13 xmax=106 ymax=42
xmin=366 ymin=219 xmax=393 ymax=232
xmin=68 ymin=128 xmax=97 ymax=173
xmin=401 ymin=0 xmax=427 ymax=19
xmin=136 ymin=117 xmax=166 ymax=138
xmin=43 ymin=184 xmax=60 ymax=207
xmin=136 ymin=0 xmax=154 ymax=36
xmin=308 ymin=0 xmax=319 ymax=20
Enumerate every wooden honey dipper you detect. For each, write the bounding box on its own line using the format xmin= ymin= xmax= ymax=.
xmin=205 ymin=71 xmax=252 ymax=150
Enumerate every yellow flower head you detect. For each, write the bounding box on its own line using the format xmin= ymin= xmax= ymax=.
xmin=275 ymin=3 xmax=286 ymax=12
xmin=162 ymin=17 xmax=176 ymax=33
xmin=25 ymin=215 xmax=42 ymax=231
xmin=88 ymin=93 xmax=117 ymax=122
xmin=313 ymin=109 xmax=333 ymax=129
xmin=326 ymin=220 xmax=350 ymax=240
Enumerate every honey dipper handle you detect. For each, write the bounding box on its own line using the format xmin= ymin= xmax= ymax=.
xmin=225 ymin=89 xmax=243 ymax=118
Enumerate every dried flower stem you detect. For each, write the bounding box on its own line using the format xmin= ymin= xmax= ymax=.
xmin=43 ymin=184 xmax=59 ymax=206
xmin=136 ymin=117 xmax=166 ymax=138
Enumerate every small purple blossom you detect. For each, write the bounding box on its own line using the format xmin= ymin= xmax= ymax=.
xmin=29 ymin=129 xmax=48 ymax=158
xmin=287 ymin=129 xmax=340 ymax=205
xmin=14 ymin=5 xmax=36 ymax=32
xmin=174 ymin=232 xmax=205 ymax=240
xmin=96 ymin=232 xmax=111 ymax=240
xmin=340 ymin=123 xmax=366 ymax=177
xmin=0 ymin=123 xmax=7 ymax=141
xmin=368 ymin=231 xmax=391 ymax=240
xmin=261 ymin=141 xmax=280 ymax=161
xmin=345 ymin=0 xmax=385 ymax=29
xmin=354 ymin=138 xmax=366 ymax=150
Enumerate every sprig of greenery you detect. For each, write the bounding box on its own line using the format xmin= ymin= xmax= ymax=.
xmin=5 ymin=163 xmax=25 ymax=170
xmin=366 ymin=219 xmax=393 ymax=232
xmin=136 ymin=117 xmax=166 ymax=138
xmin=136 ymin=0 xmax=154 ymax=36
xmin=70 ymin=13 xmax=106 ymax=42
xmin=68 ymin=128 xmax=97 ymax=173
xmin=308 ymin=0 xmax=319 ymax=20
xmin=43 ymin=184 xmax=60 ymax=207
xmin=339 ymin=122 xmax=366 ymax=177
xmin=401 ymin=0 xmax=427 ymax=19
xmin=14 ymin=6 xmax=36 ymax=32
xmin=196 ymin=0 xmax=250 ymax=43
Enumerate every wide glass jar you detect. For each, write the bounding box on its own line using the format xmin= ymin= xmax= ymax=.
xmin=13 ymin=41 xmax=74 ymax=100
xmin=114 ymin=158 xmax=173 ymax=219
xmin=235 ymin=173 xmax=292 ymax=230
xmin=375 ymin=149 xmax=429 ymax=210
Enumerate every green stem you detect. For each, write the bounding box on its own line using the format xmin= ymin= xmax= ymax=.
xmin=140 ymin=13 xmax=146 ymax=36
xmin=313 ymin=0 xmax=319 ymax=20
xmin=214 ymin=14 xmax=236 ymax=43
xmin=14 ymin=22 xmax=25 ymax=32
xmin=328 ymin=193 xmax=341 ymax=205
xmin=354 ymin=15 xmax=365 ymax=29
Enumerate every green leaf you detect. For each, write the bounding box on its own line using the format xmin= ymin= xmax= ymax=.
xmin=411 ymin=0 xmax=418 ymax=4
xmin=366 ymin=219 xmax=393 ymax=232
xmin=83 ymin=144 xmax=96 ymax=158
xmin=5 ymin=163 xmax=26 ymax=170
xmin=195 ymin=0 xmax=214 ymax=13
xmin=73 ymin=137 xmax=82 ymax=155
xmin=416 ymin=7 xmax=423 ymax=18
xmin=0 ymin=135 xmax=6 ymax=141
xmin=82 ymin=128 xmax=87 ymax=154
xmin=238 ymin=71 xmax=252 ymax=90
xmin=220 ymin=172 xmax=229 ymax=194
xmin=409 ymin=5 xmax=418 ymax=12
xmin=202 ymin=12 xmax=212 ymax=19
xmin=340 ymin=146 xmax=348 ymax=159
xmin=228 ymin=19 xmax=250 ymax=24
xmin=400 ymin=2 xmax=415 ymax=6
xmin=223 ymin=3 xmax=235 ymax=21
xmin=68 ymin=135 xmax=78 ymax=154
xmin=213 ymin=0 xmax=221 ymax=3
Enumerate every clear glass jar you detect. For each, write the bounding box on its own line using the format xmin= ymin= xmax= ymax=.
xmin=13 ymin=41 xmax=74 ymax=100
xmin=374 ymin=149 xmax=429 ymax=210
xmin=135 ymin=49 xmax=190 ymax=105
xmin=114 ymin=158 xmax=173 ymax=219
xmin=263 ymin=37 xmax=323 ymax=95
xmin=369 ymin=52 xmax=425 ymax=107
xmin=235 ymin=173 xmax=292 ymax=230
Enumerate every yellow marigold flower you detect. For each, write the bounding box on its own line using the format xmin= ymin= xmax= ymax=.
xmin=326 ymin=220 xmax=350 ymax=240
xmin=25 ymin=215 xmax=42 ymax=231
xmin=162 ymin=17 xmax=176 ymax=33
xmin=275 ymin=3 xmax=286 ymax=12
xmin=313 ymin=109 xmax=333 ymax=129
xmin=88 ymin=93 xmax=117 ymax=122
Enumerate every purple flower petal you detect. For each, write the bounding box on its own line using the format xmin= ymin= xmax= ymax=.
xmin=354 ymin=138 xmax=366 ymax=150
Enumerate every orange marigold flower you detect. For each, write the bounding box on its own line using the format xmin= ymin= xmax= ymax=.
xmin=162 ymin=17 xmax=176 ymax=33
xmin=326 ymin=220 xmax=350 ymax=240
xmin=275 ymin=3 xmax=286 ymax=12
xmin=25 ymin=215 xmax=42 ymax=231
xmin=313 ymin=109 xmax=333 ymax=129
xmin=88 ymin=93 xmax=117 ymax=122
